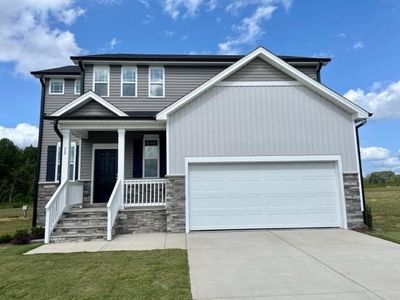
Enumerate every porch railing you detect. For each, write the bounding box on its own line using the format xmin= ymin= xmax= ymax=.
xmin=124 ymin=179 xmax=166 ymax=207
xmin=44 ymin=180 xmax=68 ymax=244
xmin=107 ymin=179 xmax=123 ymax=241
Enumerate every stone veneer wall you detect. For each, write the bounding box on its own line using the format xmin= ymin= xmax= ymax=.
xmin=343 ymin=173 xmax=365 ymax=229
xmin=37 ymin=183 xmax=59 ymax=226
xmin=165 ymin=175 xmax=185 ymax=232
xmin=115 ymin=207 xmax=166 ymax=233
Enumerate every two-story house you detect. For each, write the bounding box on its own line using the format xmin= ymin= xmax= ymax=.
xmin=31 ymin=47 xmax=370 ymax=243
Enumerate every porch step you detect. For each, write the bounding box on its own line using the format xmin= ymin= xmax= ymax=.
xmin=50 ymin=208 xmax=110 ymax=243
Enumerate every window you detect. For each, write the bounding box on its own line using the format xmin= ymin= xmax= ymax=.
xmin=143 ymin=135 xmax=159 ymax=178
xmin=148 ymin=66 xmax=164 ymax=97
xmin=55 ymin=142 xmax=77 ymax=181
xmin=74 ymin=79 xmax=81 ymax=95
xmin=49 ymin=80 xmax=64 ymax=94
xmin=93 ymin=66 xmax=109 ymax=96
xmin=121 ymin=66 xmax=137 ymax=97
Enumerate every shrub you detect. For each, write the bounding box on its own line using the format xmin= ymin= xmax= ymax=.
xmin=12 ymin=229 xmax=31 ymax=245
xmin=0 ymin=234 xmax=12 ymax=244
xmin=30 ymin=226 xmax=45 ymax=239
xmin=364 ymin=204 xmax=374 ymax=231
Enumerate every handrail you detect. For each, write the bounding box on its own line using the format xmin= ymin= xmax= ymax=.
xmin=44 ymin=180 xmax=68 ymax=244
xmin=106 ymin=179 xmax=123 ymax=241
xmin=124 ymin=178 xmax=166 ymax=207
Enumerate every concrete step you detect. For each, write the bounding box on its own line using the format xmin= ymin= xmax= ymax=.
xmin=50 ymin=233 xmax=107 ymax=243
xmin=53 ymin=225 xmax=107 ymax=235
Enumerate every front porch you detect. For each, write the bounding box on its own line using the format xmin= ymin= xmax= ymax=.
xmin=44 ymin=120 xmax=168 ymax=243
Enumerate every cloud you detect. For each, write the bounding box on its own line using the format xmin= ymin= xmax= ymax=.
xmin=181 ymin=35 xmax=189 ymax=40
xmin=344 ymin=80 xmax=400 ymax=119
xmin=353 ymin=41 xmax=364 ymax=49
xmin=361 ymin=147 xmax=390 ymax=160
xmin=139 ymin=0 xmax=150 ymax=8
xmin=110 ymin=37 xmax=120 ymax=50
xmin=164 ymin=30 xmax=176 ymax=36
xmin=218 ymin=0 xmax=291 ymax=54
xmin=0 ymin=0 xmax=85 ymax=76
xmin=163 ymin=0 xmax=216 ymax=19
xmin=0 ymin=123 xmax=38 ymax=148
xmin=337 ymin=32 xmax=346 ymax=38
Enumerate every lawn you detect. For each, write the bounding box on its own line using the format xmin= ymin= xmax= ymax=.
xmin=0 ymin=244 xmax=191 ymax=300
xmin=0 ymin=206 xmax=32 ymax=236
xmin=364 ymin=186 xmax=400 ymax=244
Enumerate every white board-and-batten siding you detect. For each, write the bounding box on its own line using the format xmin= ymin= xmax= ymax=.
xmin=168 ymin=84 xmax=358 ymax=174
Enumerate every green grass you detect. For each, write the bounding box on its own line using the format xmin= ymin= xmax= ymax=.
xmin=0 ymin=206 xmax=32 ymax=236
xmin=0 ymin=244 xmax=191 ymax=299
xmin=365 ymin=186 xmax=400 ymax=244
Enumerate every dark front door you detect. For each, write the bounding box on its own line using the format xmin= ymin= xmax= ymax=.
xmin=94 ymin=149 xmax=117 ymax=203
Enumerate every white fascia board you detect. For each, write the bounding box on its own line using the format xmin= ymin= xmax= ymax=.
xmin=156 ymin=47 xmax=370 ymax=120
xmin=51 ymin=91 xmax=128 ymax=117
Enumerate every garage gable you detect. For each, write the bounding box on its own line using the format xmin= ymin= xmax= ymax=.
xmin=157 ymin=47 xmax=370 ymax=120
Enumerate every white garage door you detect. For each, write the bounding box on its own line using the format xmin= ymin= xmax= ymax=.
xmin=188 ymin=161 xmax=343 ymax=231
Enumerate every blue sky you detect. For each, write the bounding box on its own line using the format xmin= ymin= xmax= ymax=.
xmin=0 ymin=0 xmax=399 ymax=174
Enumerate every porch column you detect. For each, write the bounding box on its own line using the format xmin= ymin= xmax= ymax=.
xmin=118 ymin=129 xmax=125 ymax=208
xmin=60 ymin=129 xmax=71 ymax=182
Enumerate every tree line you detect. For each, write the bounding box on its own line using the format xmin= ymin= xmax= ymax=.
xmin=0 ymin=138 xmax=37 ymax=204
xmin=364 ymin=171 xmax=400 ymax=186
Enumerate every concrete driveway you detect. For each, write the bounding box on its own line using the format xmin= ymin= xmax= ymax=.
xmin=187 ymin=229 xmax=400 ymax=299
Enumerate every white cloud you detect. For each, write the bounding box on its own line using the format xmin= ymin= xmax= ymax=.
xmin=361 ymin=147 xmax=390 ymax=160
xmin=0 ymin=123 xmax=38 ymax=148
xmin=218 ymin=0 xmax=291 ymax=54
xmin=353 ymin=41 xmax=364 ymax=49
xmin=163 ymin=0 xmax=216 ymax=19
xmin=337 ymin=32 xmax=346 ymax=38
xmin=344 ymin=80 xmax=400 ymax=119
xmin=139 ymin=0 xmax=150 ymax=8
xmin=181 ymin=35 xmax=189 ymax=40
xmin=0 ymin=0 xmax=85 ymax=75
xmin=110 ymin=37 xmax=120 ymax=50
xmin=164 ymin=30 xmax=176 ymax=36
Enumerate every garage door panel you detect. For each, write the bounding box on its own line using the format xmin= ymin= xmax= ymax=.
xmin=189 ymin=161 xmax=342 ymax=230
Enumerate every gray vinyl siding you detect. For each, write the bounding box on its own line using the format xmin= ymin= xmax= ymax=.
xmin=67 ymin=100 xmax=117 ymax=117
xmin=296 ymin=66 xmax=318 ymax=80
xmin=168 ymin=85 xmax=358 ymax=174
xmin=84 ymin=64 xmax=226 ymax=112
xmin=224 ymin=58 xmax=294 ymax=82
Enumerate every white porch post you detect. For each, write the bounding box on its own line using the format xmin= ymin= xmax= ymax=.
xmin=118 ymin=129 xmax=125 ymax=209
xmin=60 ymin=129 xmax=71 ymax=183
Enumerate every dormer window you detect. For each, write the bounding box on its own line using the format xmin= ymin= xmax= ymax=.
xmin=149 ymin=66 xmax=165 ymax=98
xmin=93 ymin=66 xmax=109 ymax=97
xmin=49 ymin=79 xmax=64 ymax=94
xmin=121 ymin=66 xmax=137 ymax=97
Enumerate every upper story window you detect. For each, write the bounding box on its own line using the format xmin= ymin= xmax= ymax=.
xmin=74 ymin=79 xmax=81 ymax=95
xmin=149 ymin=66 xmax=165 ymax=98
xmin=121 ymin=66 xmax=137 ymax=97
xmin=49 ymin=79 xmax=64 ymax=95
xmin=93 ymin=66 xmax=109 ymax=97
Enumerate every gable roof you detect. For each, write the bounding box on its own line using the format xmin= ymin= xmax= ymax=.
xmin=51 ymin=91 xmax=128 ymax=117
xmin=156 ymin=47 xmax=370 ymax=121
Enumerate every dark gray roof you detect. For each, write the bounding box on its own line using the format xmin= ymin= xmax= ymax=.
xmin=31 ymin=65 xmax=80 ymax=76
xmin=71 ymin=53 xmax=331 ymax=63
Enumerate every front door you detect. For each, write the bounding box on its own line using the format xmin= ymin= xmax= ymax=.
xmin=93 ymin=149 xmax=118 ymax=203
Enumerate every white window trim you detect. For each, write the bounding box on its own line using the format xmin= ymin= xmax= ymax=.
xmin=148 ymin=66 xmax=165 ymax=98
xmin=74 ymin=79 xmax=81 ymax=95
xmin=93 ymin=65 xmax=110 ymax=97
xmin=142 ymin=134 xmax=160 ymax=178
xmin=49 ymin=79 xmax=65 ymax=95
xmin=121 ymin=66 xmax=138 ymax=97
xmin=55 ymin=141 xmax=77 ymax=182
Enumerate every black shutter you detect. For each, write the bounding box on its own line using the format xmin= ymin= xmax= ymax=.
xmin=75 ymin=145 xmax=79 ymax=181
xmin=46 ymin=145 xmax=57 ymax=181
xmin=133 ymin=138 xmax=142 ymax=178
xmin=159 ymin=134 xmax=166 ymax=177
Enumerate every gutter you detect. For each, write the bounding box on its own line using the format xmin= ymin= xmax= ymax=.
xmin=78 ymin=59 xmax=85 ymax=95
xmin=53 ymin=119 xmax=63 ymax=182
xmin=32 ymin=75 xmax=46 ymax=227
xmin=355 ymin=118 xmax=368 ymax=222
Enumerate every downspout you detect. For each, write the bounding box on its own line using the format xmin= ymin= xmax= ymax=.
xmin=54 ymin=119 xmax=63 ymax=182
xmin=355 ymin=118 xmax=368 ymax=223
xmin=316 ymin=61 xmax=323 ymax=83
xmin=32 ymin=75 xmax=46 ymax=227
xmin=78 ymin=59 xmax=85 ymax=95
